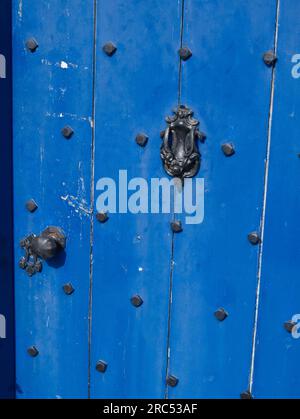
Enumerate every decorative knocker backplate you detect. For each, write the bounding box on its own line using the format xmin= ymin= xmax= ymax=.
xmin=160 ymin=105 xmax=202 ymax=178
xmin=19 ymin=226 xmax=66 ymax=277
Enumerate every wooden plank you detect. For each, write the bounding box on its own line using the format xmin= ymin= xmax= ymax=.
xmin=167 ymin=0 xmax=277 ymax=398
xmin=13 ymin=0 xmax=95 ymax=398
xmin=90 ymin=0 xmax=182 ymax=398
xmin=252 ymin=0 xmax=300 ymax=399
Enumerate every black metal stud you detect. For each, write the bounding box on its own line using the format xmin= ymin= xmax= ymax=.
xmin=63 ymin=283 xmax=75 ymax=296
xmin=240 ymin=390 xmax=253 ymax=400
xmin=96 ymin=360 xmax=108 ymax=373
xmin=178 ymin=46 xmax=192 ymax=61
xmin=248 ymin=232 xmax=261 ymax=246
xmin=96 ymin=212 xmax=109 ymax=223
xmin=27 ymin=346 xmax=39 ymax=357
xmin=171 ymin=220 xmax=183 ymax=233
xmin=221 ymin=143 xmax=235 ymax=157
xmin=284 ymin=320 xmax=296 ymax=334
xmin=136 ymin=133 xmax=148 ymax=147
xmin=166 ymin=375 xmax=179 ymax=387
xmin=214 ymin=308 xmax=228 ymax=322
xmin=263 ymin=50 xmax=277 ymax=67
xmin=103 ymin=42 xmax=117 ymax=57
xmin=61 ymin=126 xmax=74 ymax=139
xmin=26 ymin=38 xmax=38 ymax=53
xmin=26 ymin=199 xmax=38 ymax=213
xmin=131 ymin=295 xmax=143 ymax=308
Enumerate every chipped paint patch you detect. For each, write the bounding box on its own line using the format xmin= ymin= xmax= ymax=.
xmin=60 ymin=61 xmax=68 ymax=69
xmin=41 ymin=59 xmax=79 ymax=70
xmin=64 ymin=62 xmax=78 ymax=69
xmin=59 ymin=87 xmax=67 ymax=96
xmin=41 ymin=58 xmax=52 ymax=66
xmin=56 ymin=61 xmax=78 ymax=70
xmin=61 ymin=195 xmax=91 ymax=217
xmin=18 ymin=0 xmax=23 ymax=20
xmin=133 ymin=235 xmax=142 ymax=244
xmin=45 ymin=112 xmax=92 ymax=123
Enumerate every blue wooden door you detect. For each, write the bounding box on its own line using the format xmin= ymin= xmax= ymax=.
xmin=12 ymin=0 xmax=300 ymax=399
xmin=89 ymin=0 xmax=182 ymax=399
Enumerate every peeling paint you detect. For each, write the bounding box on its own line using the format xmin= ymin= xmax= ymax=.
xmin=41 ymin=58 xmax=79 ymax=70
xmin=18 ymin=0 xmax=23 ymax=20
xmin=45 ymin=111 xmax=91 ymax=123
xmin=41 ymin=58 xmax=52 ymax=66
xmin=133 ymin=235 xmax=142 ymax=244
xmin=60 ymin=61 xmax=69 ymax=69
xmin=59 ymin=87 xmax=67 ymax=97
xmin=61 ymin=194 xmax=91 ymax=217
xmin=59 ymin=60 xmax=79 ymax=70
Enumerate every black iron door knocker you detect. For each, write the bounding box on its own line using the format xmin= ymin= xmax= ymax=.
xmin=160 ymin=105 xmax=202 ymax=178
xmin=19 ymin=226 xmax=66 ymax=276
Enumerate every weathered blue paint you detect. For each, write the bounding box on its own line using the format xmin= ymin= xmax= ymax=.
xmin=0 ymin=0 xmax=15 ymax=400
xmin=252 ymin=0 xmax=300 ymax=399
xmin=90 ymin=0 xmax=182 ymax=399
xmin=13 ymin=0 xmax=95 ymax=398
xmin=166 ymin=0 xmax=277 ymax=399
xmin=11 ymin=0 xmax=300 ymax=400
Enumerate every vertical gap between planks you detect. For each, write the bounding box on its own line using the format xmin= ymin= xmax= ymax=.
xmin=88 ymin=0 xmax=98 ymax=399
xmin=177 ymin=0 xmax=185 ymax=106
xmin=165 ymin=0 xmax=185 ymax=399
xmin=248 ymin=0 xmax=280 ymax=396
